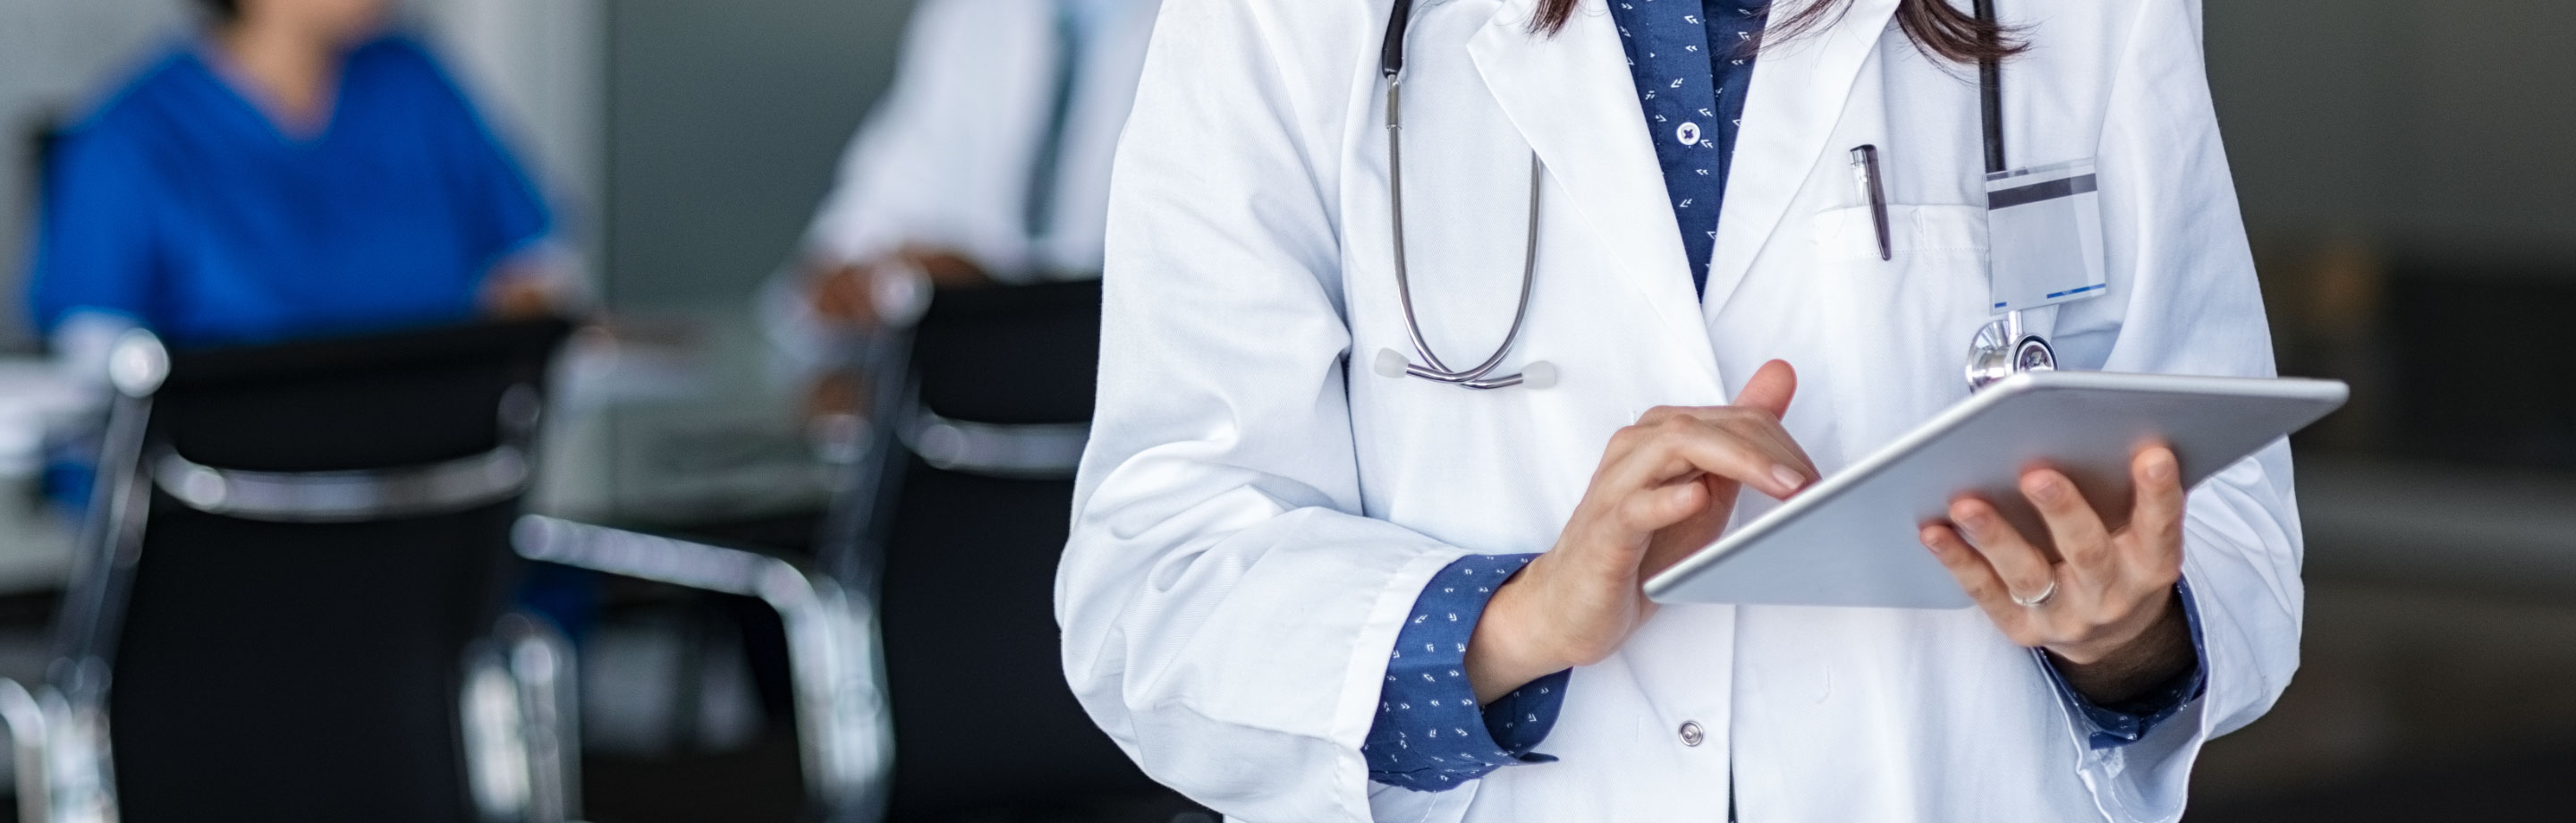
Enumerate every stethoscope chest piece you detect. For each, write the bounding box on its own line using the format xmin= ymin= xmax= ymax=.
xmin=1964 ymin=315 xmax=2055 ymax=392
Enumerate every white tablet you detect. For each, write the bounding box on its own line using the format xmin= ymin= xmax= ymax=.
xmin=1642 ymin=370 xmax=2348 ymax=609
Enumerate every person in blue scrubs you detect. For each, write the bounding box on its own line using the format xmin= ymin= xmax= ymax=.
xmin=24 ymin=0 xmax=556 ymax=360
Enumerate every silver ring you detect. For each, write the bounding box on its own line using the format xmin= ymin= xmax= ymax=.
xmin=2010 ymin=579 xmax=2059 ymax=608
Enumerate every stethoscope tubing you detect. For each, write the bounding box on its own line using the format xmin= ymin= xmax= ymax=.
xmin=1382 ymin=36 xmax=1544 ymax=390
xmin=1974 ymin=0 xmax=2007 ymax=176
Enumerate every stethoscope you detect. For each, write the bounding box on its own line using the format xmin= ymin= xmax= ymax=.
xmin=1370 ymin=0 xmax=1555 ymax=390
xmin=1955 ymin=0 xmax=2060 ymax=392
xmin=1370 ymin=0 xmax=2053 ymax=395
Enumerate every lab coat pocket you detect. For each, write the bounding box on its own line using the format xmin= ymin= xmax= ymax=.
xmin=1809 ymin=203 xmax=1986 ymax=262
xmin=1804 ymin=205 xmax=1989 ymax=451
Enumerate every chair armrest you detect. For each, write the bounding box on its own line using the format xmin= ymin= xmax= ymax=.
xmin=0 ymin=677 xmax=48 ymax=823
xmin=512 ymin=515 xmax=891 ymax=819
xmin=464 ymin=614 xmax=580 ymax=823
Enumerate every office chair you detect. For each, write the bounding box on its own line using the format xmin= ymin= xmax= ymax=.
xmin=507 ymin=514 xmax=894 ymax=822
xmin=0 ymin=318 xmax=577 ymax=823
xmin=810 ymin=280 xmax=1199 ymax=822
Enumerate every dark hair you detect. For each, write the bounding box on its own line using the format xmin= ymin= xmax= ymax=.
xmin=1534 ymin=0 xmax=2025 ymax=64
xmin=198 ymin=0 xmax=241 ymax=21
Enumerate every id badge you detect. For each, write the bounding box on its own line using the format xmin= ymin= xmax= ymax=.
xmin=1984 ymin=159 xmax=2108 ymax=313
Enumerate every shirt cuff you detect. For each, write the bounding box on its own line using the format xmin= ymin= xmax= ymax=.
xmin=2036 ymin=577 xmax=2210 ymax=751
xmin=1363 ymin=553 xmax=1571 ymax=791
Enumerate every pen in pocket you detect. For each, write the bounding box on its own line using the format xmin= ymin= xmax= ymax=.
xmin=1850 ymin=145 xmax=1892 ymax=261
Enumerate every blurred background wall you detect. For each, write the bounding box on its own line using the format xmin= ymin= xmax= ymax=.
xmin=2215 ymin=0 xmax=2576 ymax=263
xmin=599 ymin=0 xmax=911 ymax=308
xmin=2189 ymin=3 xmax=2576 ymax=819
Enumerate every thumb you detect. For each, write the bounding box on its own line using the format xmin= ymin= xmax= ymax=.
xmin=1733 ymin=360 xmax=1797 ymax=418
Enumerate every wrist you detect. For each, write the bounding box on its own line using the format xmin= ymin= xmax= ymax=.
xmin=1465 ymin=562 xmax=1569 ymax=704
xmin=2051 ymin=590 xmax=2193 ymax=703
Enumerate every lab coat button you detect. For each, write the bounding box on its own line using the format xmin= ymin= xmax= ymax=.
xmin=1678 ymin=720 xmax=1704 ymax=747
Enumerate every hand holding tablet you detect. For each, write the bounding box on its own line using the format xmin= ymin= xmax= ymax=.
xmin=1644 ymin=370 xmax=2348 ymax=609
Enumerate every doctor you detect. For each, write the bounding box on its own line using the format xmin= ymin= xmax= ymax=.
xmin=1063 ymin=0 xmax=2299 ymax=820
xmin=771 ymin=0 xmax=1158 ymax=384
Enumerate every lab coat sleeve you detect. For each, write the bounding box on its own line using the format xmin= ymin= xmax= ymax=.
xmin=1058 ymin=2 xmax=1480 ymax=820
xmin=2051 ymin=0 xmax=2304 ymax=819
xmin=803 ymin=0 xmax=1032 ymax=276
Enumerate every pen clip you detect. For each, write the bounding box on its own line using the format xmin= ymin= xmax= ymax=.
xmin=1849 ymin=147 xmax=1873 ymax=199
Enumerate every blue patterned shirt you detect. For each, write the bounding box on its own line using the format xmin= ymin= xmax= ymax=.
xmin=1610 ymin=0 xmax=1767 ymax=294
xmin=1362 ymin=554 xmax=1567 ymax=790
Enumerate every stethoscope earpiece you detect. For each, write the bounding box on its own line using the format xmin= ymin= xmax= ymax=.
xmin=1521 ymin=361 xmax=1557 ymax=390
xmin=1373 ymin=348 xmax=1410 ymax=379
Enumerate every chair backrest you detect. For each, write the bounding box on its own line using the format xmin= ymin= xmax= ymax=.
xmin=53 ymin=318 xmax=570 ymax=822
xmin=814 ymin=279 xmax=1105 ymax=582
xmin=908 ymin=279 xmax=1101 ymax=425
xmin=822 ymin=281 xmax=1181 ymax=817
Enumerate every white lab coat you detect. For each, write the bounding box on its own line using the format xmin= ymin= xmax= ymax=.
xmin=802 ymin=0 xmax=1161 ymax=279
xmin=1060 ymin=0 xmax=2301 ymax=820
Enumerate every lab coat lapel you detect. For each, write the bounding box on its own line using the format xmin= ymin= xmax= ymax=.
xmin=1467 ymin=0 xmax=1719 ymax=383
xmin=1700 ymin=0 xmax=1898 ymax=318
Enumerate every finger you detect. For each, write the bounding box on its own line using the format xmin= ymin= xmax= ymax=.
xmin=1768 ymin=417 xmax=1818 ymax=485
xmin=1717 ymin=412 xmax=1819 ymax=484
xmin=1598 ymin=413 xmax=1807 ymax=498
xmin=1568 ymin=478 xmax=1705 ymax=579
xmin=1643 ymin=405 xmax=1818 ymax=488
xmin=2124 ymin=445 xmax=2187 ymax=580
xmin=1622 ymin=405 xmax=1724 ymax=454
xmin=2020 ymin=468 xmax=2114 ymax=583
xmin=1947 ymin=496 xmax=2059 ymax=606
xmin=1614 ymin=476 xmax=1709 ymax=534
xmin=1919 ymin=524 xmax=2032 ymax=642
xmin=1729 ymin=361 xmax=1812 ymax=479
xmin=1598 ymin=420 xmax=1652 ymax=468
xmin=1733 ymin=360 xmax=1797 ymax=419
xmin=1558 ymin=480 xmax=1682 ymax=574
xmin=1631 ymin=405 xmax=1684 ymax=427
xmin=1646 ymin=420 xmax=1811 ymax=498
xmin=1598 ymin=406 xmax=1691 ymax=470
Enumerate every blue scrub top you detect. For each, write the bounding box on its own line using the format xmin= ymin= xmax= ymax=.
xmin=24 ymin=35 xmax=550 ymax=346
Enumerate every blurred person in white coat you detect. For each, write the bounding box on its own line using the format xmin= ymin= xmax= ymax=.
xmin=768 ymin=0 xmax=1159 ymax=409
xmin=1060 ymin=0 xmax=2301 ymax=820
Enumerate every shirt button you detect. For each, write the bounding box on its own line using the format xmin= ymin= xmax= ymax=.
xmin=1676 ymin=122 xmax=1702 ymax=146
xmin=1678 ymin=720 xmax=1704 ymax=747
